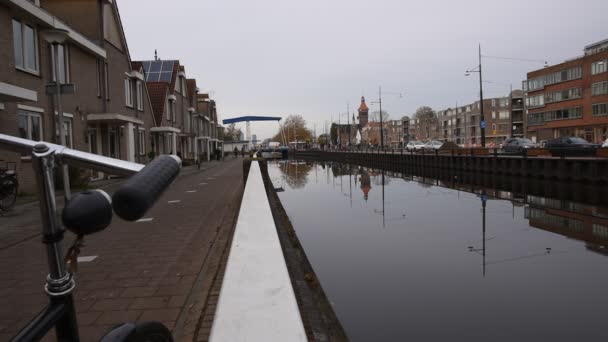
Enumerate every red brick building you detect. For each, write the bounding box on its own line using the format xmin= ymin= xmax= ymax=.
xmin=525 ymin=39 xmax=608 ymax=144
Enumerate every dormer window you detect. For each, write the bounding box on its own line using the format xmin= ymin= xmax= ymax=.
xmin=166 ymin=95 xmax=176 ymax=122
xmin=125 ymin=78 xmax=133 ymax=107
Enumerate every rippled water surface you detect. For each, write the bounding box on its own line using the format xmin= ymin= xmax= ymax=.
xmin=268 ymin=160 xmax=608 ymax=342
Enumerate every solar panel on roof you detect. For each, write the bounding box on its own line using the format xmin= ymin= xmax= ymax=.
xmin=159 ymin=72 xmax=172 ymax=82
xmin=146 ymin=72 xmax=160 ymax=82
xmin=141 ymin=61 xmax=151 ymax=71
xmin=161 ymin=61 xmax=174 ymax=72
xmin=149 ymin=61 xmax=162 ymax=73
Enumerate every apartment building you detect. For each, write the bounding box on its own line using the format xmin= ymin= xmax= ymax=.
xmin=401 ymin=116 xmax=410 ymax=143
xmin=437 ymin=97 xmax=511 ymax=147
xmin=0 ymin=0 xmax=155 ymax=192
xmin=524 ymin=39 xmax=608 ymax=143
xmin=510 ymin=90 xmax=525 ymax=138
xmin=386 ymin=120 xmax=403 ymax=147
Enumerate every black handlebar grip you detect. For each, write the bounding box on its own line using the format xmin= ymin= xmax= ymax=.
xmin=62 ymin=190 xmax=113 ymax=235
xmin=112 ymin=155 xmax=181 ymax=221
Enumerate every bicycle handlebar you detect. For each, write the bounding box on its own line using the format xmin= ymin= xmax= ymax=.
xmin=112 ymin=155 xmax=181 ymax=221
xmin=0 ymin=134 xmax=143 ymax=177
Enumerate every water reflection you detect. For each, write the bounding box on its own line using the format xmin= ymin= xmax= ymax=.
xmin=274 ymin=160 xmax=608 ymax=252
xmin=270 ymin=160 xmax=608 ymax=341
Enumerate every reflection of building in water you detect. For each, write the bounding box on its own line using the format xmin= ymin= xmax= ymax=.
xmin=524 ymin=195 xmax=608 ymax=248
xmin=277 ymin=161 xmax=313 ymax=189
xmin=359 ymin=169 xmax=371 ymax=201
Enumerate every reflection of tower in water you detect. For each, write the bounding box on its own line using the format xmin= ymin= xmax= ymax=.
xmin=360 ymin=169 xmax=371 ymax=201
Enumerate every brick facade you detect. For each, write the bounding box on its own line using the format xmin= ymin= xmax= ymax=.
xmin=525 ymin=39 xmax=608 ymax=143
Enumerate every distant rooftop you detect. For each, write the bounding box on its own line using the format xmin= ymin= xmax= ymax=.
xmin=584 ymin=38 xmax=608 ymax=55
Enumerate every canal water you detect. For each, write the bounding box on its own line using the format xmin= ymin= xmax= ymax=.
xmin=267 ymin=160 xmax=608 ymax=342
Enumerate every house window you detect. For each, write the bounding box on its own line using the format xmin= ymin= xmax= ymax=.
xmin=592 ymin=60 xmax=607 ymax=75
xmin=12 ymin=19 xmax=39 ymax=73
xmin=136 ymin=80 xmax=144 ymax=111
xmin=56 ymin=117 xmax=73 ymax=148
xmin=491 ymin=99 xmax=496 ymax=107
xmin=592 ymin=81 xmax=608 ymax=96
xmin=18 ymin=110 xmax=42 ymax=141
xmin=125 ymin=78 xmax=133 ymax=107
xmin=104 ymin=62 xmax=110 ymax=101
xmin=526 ymin=94 xmax=544 ymax=108
xmin=96 ymin=59 xmax=102 ymax=97
xmin=50 ymin=44 xmax=69 ymax=84
xmin=170 ymin=101 xmax=176 ymax=122
xmin=176 ymin=77 xmax=182 ymax=93
xmin=593 ymin=103 xmax=608 ymax=116
xmin=137 ymin=129 xmax=146 ymax=155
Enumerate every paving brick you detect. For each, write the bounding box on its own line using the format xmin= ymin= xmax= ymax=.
xmin=129 ymin=296 xmax=170 ymax=309
xmin=138 ymin=308 xmax=181 ymax=322
xmin=120 ymin=286 xmax=158 ymax=298
xmin=0 ymin=160 xmax=244 ymax=342
xmin=91 ymin=298 xmax=133 ymax=311
xmin=96 ymin=310 xmax=142 ymax=325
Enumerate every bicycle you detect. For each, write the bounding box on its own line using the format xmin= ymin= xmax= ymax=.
xmin=0 ymin=133 xmax=181 ymax=342
xmin=0 ymin=159 xmax=18 ymax=212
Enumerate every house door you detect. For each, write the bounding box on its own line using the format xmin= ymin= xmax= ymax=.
xmin=109 ymin=126 xmax=120 ymax=159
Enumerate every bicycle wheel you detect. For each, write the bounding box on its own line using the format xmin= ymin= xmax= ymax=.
xmin=126 ymin=321 xmax=173 ymax=342
xmin=0 ymin=177 xmax=17 ymax=210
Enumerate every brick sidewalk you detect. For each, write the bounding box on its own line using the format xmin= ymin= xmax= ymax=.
xmin=0 ymin=158 xmax=245 ymax=341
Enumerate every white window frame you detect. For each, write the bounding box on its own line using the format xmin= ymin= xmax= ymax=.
xmin=592 ymin=81 xmax=608 ymax=96
xmin=171 ymin=100 xmax=176 ymax=122
xmin=136 ymin=80 xmax=144 ymax=111
xmin=592 ymin=59 xmax=607 ymax=75
xmin=125 ymin=78 xmax=133 ymax=107
xmin=12 ymin=19 xmax=39 ymax=74
xmin=50 ymin=43 xmax=70 ymax=84
xmin=18 ymin=110 xmax=43 ymax=141
xmin=104 ymin=62 xmax=110 ymax=101
xmin=138 ymin=128 xmax=146 ymax=155
xmin=96 ymin=59 xmax=102 ymax=98
xmin=62 ymin=117 xmax=73 ymax=148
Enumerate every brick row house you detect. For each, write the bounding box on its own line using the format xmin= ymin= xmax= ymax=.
xmin=524 ymin=39 xmax=608 ymax=144
xmin=0 ymin=0 xmax=221 ymax=193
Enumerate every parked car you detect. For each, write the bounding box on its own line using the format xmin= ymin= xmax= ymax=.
xmin=602 ymin=139 xmax=608 ymax=148
xmin=502 ymin=138 xmax=537 ymax=153
xmin=406 ymin=141 xmax=426 ymax=151
xmin=422 ymin=140 xmax=443 ymax=150
xmin=545 ymin=136 xmax=599 ymax=149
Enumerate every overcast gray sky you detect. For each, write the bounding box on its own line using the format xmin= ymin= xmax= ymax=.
xmin=119 ymin=0 xmax=608 ymax=140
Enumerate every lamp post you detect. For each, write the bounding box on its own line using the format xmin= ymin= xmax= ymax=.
xmin=41 ymin=28 xmax=72 ymax=200
xmin=465 ymin=44 xmax=486 ymax=147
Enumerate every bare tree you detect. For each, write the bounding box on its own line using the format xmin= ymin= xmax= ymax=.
xmin=414 ymin=106 xmax=438 ymax=140
xmin=223 ymin=123 xmax=242 ymax=142
xmin=272 ymin=114 xmax=312 ymax=143
xmin=370 ymin=110 xmax=390 ymax=123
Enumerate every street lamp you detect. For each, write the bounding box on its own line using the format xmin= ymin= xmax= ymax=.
xmin=465 ymin=44 xmax=486 ymax=147
xmin=41 ymin=28 xmax=72 ymax=200
xmin=370 ymin=87 xmax=404 ymax=149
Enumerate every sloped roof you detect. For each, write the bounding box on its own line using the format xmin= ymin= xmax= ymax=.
xmin=131 ymin=61 xmax=142 ymax=71
xmin=146 ymin=82 xmax=169 ymax=125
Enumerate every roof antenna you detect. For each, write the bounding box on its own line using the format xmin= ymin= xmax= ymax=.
xmin=154 ymin=49 xmax=158 ymax=61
